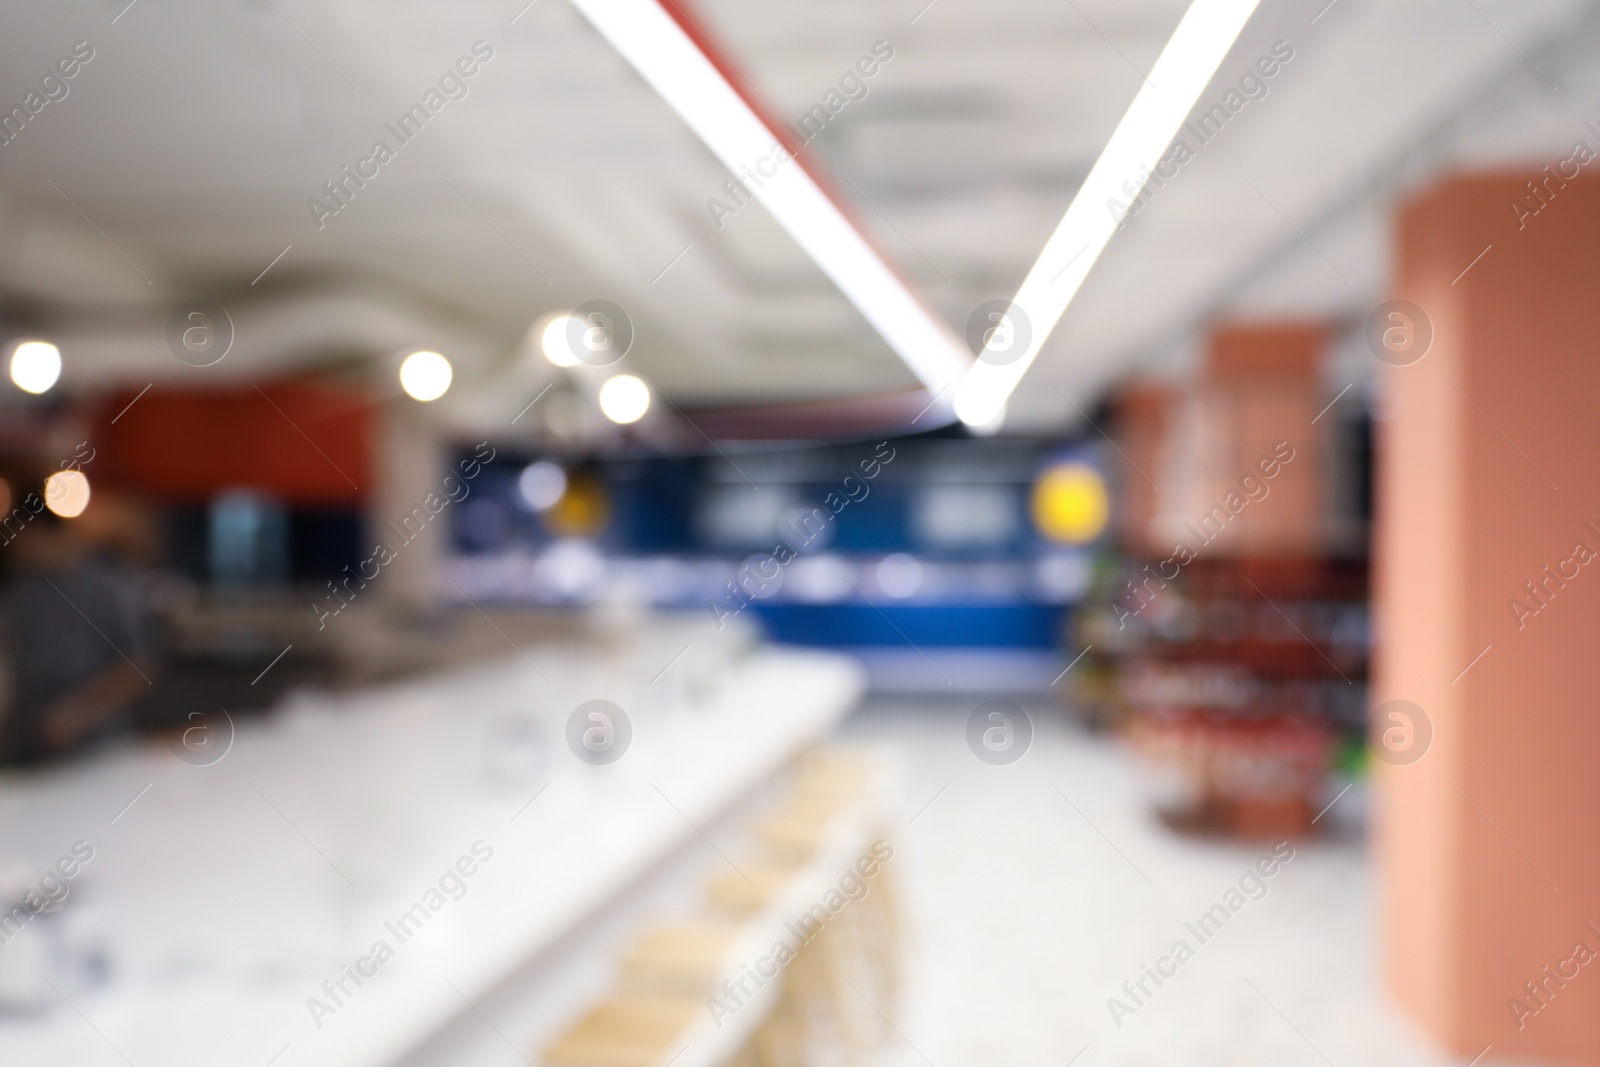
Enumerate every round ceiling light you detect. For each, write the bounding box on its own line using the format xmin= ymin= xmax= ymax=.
xmin=539 ymin=314 xmax=581 ymax=368
xmin=11 ymin=340 xmax=62 ymax=394
xmin=399 ymin=350 xmax=452 ymax=401
xmin=597 ymin=374 xmax=650 ymax=425
xmin=44 ymin=470 xmax=91 ymax=518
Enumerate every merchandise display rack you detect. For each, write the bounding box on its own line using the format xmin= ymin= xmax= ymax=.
xmin=1071 ymin=554 xmax=1369 ymax=837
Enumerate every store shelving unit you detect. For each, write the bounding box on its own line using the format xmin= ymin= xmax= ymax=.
xmin=1072 ymin=555 xmax=1368 ymax=837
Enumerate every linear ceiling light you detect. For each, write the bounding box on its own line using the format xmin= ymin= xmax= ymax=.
xmin=568 ymin=0 xmax=972 ymax=401
xmin=953 ymin=0 xmax=1265 ymax=428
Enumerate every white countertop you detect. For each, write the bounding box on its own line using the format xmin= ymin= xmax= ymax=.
xmin=0 ymin=632 xmax=864 ymax=1067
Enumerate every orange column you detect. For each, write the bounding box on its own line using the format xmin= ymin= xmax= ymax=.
xmin=1379 ymin=173 xmax=1600 ymax=1062
xmin=1142 ymin=324 xmax=1328 ymax=557
xmin=1201 ymin=325 xmax=1326 ymax=556
xmin=1112 ymin=381 xmax=1173 ymax=558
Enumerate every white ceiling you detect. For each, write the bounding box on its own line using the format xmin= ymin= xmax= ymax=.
xmin=0 ymin=0 xmax=1596 ymax=434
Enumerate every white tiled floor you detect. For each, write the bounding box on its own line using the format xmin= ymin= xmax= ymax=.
xmin=834 ymin=695 xmax=1489 ymax=1067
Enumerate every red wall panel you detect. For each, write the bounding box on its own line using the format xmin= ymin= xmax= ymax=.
xmin=95 ymin=380 xmax=374 ymax=505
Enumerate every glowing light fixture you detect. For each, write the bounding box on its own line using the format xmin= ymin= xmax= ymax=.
xmin=955 ymin=0 xmax=1265 ymax=427
xmin=545 ymin=476 xmax=611 ymax=538
xmin=566 ymin=0 xmax=971 ymax=400
xmin=399 ymin=350 xmax=452 ymax=401
xmin=518 ymin=461 xmax=567 ymax=511
xmin=539 ymin=314 xmax=581 ymax=368
xmin=965 ymin=400 xmax=1006 ymax=437
xmin=45 ymin=470 xmax=91 ymax=518
xmin=1032 ymin=463 xmax=1110 ymax=545
xmin=876 ymin=553 xmax=924 ymax=599
xmin=598 ymin=374 xmax=650 ymax=424
xmin=11 ymin=340 xmax=62 ymax=394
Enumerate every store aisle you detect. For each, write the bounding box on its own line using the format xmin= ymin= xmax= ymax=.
xmin=835 ymin=696 xmax=1479 ymax=1067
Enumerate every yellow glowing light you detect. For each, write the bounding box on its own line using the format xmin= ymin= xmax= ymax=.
xmin=399 ymin=350 xmax=452 ymax=401
xmin=45 ymin=470 xmax=91 ymax=518
xmin=1031 ymin=463 xmax=1108 ymax=544
xmin=545 ymin=472 xmax=610 ymax=537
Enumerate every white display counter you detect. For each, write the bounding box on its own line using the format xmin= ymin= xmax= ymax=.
xmin=0 ymin=633 xmax=864 ymax=1067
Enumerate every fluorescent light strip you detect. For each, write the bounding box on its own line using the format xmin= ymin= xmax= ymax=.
xmin=569 ymin=0 xmax=972 ymax=399
xmin=953 ymin=0 xmax=1265 ymax=427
